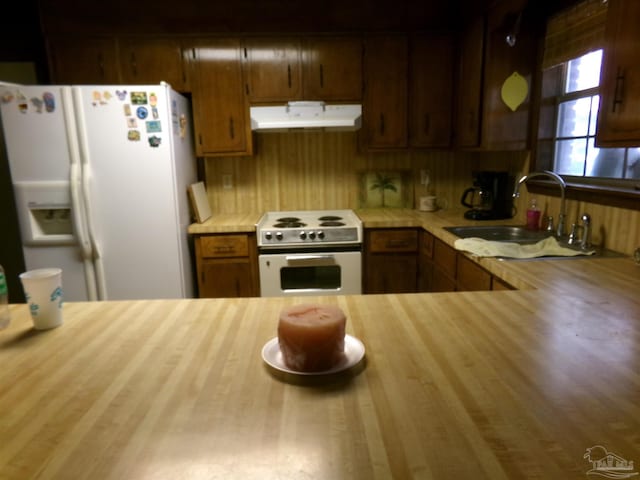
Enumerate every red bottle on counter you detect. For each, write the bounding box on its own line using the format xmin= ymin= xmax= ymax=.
xmin=526 ymin=199 xmax=541 ymax=230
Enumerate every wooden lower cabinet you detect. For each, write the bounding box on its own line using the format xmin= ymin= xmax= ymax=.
xmin=456 ymin=255 xmax=491 ymax=291
xmin=365 ymin=228 xmax=418 ymax=293
xmin=419 ymin=230 xmax=514 ymax=293
xmin=194 ymin=234 xmax=259 ymax=298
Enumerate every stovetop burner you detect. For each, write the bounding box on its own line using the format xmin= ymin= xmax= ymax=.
xmin=276 ymin=217 xmax=302 ymax=223
xmin=274 ymin=221 xmax=307 ymax=228
xmin=319 ymin=221 xmax=345 ymax=227
xmin=318 ymin=215 xmax=343 ymax=222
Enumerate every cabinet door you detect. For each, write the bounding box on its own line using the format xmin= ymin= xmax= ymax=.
xmin=188 ymin=39 xmax=253 ymax=156
xmin=456 ymin=16 xmax=484 ymax=148
xmin=418 ymin=230 xmax=435 ymax=292
xmin=365 ymin=254 xmax=418 ymax=294
xmin=119 ymin=38 xmax=187 ymax=91
xmin=481 ymin=0 xmax=535 ymax=150
xmin=409 ymin=33 xmax=454 ymax=148
xmin=363 ymin=35 xmax=408 ymax=150
xmin=243 ymin=38 xmax=302 ymax=103
xmin=456 ymin=254 xmax=491 ymax=291
xmin=596 ymin=0 xmax=640 ymax=146
xmin=199 ymin=259 xmax=257 ymax=298
xmin=48 ymin=36 xmax=120 ymax=84
xmin=303 ymin=37 xmax=363 ymax=102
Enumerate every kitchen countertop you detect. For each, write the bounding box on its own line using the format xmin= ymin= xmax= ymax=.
xmin=2 ymin=290 xmax=639 ymax=479
xmin=188 ymin=208 xmax=640 ymax=296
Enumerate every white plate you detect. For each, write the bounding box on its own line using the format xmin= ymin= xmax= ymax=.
xmin=262 ymin=334 xmax=365 ymax=376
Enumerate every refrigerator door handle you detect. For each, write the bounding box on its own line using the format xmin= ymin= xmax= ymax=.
xmin=71 ymin=87 xmax=107 ymax=300
xmin=62 ymin=87 xmax=99 ymax=301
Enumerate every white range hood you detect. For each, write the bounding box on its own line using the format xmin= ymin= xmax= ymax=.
xmin=250 ymin=101 xmax=362 ymax=132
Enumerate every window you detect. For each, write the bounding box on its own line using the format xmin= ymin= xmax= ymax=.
xmin=551 ymin=49 xmax=640 ymax=180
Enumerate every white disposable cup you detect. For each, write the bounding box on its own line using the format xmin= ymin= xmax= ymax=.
xmin=19 ymin=268 xmax=64 ymax=330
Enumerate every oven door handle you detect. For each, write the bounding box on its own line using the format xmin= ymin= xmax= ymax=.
xmin=285 ymin=255 xmax=335 ymax=263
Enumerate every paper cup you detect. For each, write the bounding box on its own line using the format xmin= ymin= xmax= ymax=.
xmin=19 ymin=268 xmax=64 ymax=330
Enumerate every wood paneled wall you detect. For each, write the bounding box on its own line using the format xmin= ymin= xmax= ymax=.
xmin=204 ymin=131 xmax=640 ymax=255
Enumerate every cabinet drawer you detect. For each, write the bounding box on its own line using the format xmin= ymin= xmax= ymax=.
xmin=199 ymin=235 xmax=249 ymax=258
xmin=433 ymin=238 xmax=456 ymax=278
xmin=368 ymin=229 xmax=418 ymax=253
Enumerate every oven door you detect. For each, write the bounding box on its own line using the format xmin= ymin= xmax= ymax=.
xmin=258 ymin=251 xmax=362 ymax=297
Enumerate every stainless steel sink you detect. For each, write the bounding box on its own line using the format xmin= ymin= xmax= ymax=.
xmin=444 ymin=225 xmax=553 ymax=244
xmin=444 ymin=225 xmax=625 ymax=260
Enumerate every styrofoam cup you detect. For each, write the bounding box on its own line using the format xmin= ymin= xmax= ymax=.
xmin=19 ymin=268 xmax=64 ymax=330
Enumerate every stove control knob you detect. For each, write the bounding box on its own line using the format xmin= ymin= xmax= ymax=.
xmin=276 ymin=232 xmax=283 ymax=241
xmin=317 ymin=230 xmax=325 ymax=239
xmin=265 ymin=232 xmax=273 ymax=240
xmin=299 ymin=231 xmax=307 ymax=240
xmin=308 ymin=231 xmax=316 ymax=239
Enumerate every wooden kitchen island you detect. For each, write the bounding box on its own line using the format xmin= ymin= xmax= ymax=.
xmin=1 ymin=286 xmax=639 ymax=479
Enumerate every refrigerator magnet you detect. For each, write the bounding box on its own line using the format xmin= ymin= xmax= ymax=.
xmin=116 ymin=90 xmax=127 ymax=101
xmin=136 ymin=106 xmax=148 ymax=119
xmin=179 ymin=114 xmax=187 ymax=138
xmin=1 ymin=92 xmax=14 ymax=104
xmin=148 ymin=135 xmax=161 ymax=147
xmin=128 ymin=130 xmax=141 ymax=141
xmin=30 ymin=97 xmax=44 ymax=113
xmin=103 ymin=91 xmax=112 ymax=102
xmin=130 ymin=92 xmax=147 ymax=105
xmin=127 ymin=118 xmax=138 ymax=128
xmin=146 ymin=120 xmax=161 ymax=133
xmin=92 ymin=91 xmax=102 ymax=106
xmin=149 ymin=93 xmax=157 ymax=106
xmin=124 ymin=104 xmax=131 ymax=116
xmin=43 ymin=92 xmax=55 ymax=112
xmin=152 ymin=107 xmax=159 ymax=119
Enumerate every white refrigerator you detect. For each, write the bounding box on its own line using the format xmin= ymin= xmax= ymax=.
xmin=0 ymin=82 xmax=197 ymax=301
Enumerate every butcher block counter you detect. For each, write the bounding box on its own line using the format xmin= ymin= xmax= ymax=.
xmin=2 ymin=289 xmax=639 ymax=479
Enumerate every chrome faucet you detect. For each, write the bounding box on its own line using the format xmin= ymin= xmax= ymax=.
xmin=580 ymin=213 xmax=592 ymax=250
xmin=513 ymin=170 xmax=567 ymax=237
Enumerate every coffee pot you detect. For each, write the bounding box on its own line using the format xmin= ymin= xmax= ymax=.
xmin=461 ymin=186 xmax=493 ymax=212
xmin=461 ymin=171 xmax=514 ymax=220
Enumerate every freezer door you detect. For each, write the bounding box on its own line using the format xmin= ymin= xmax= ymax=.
xmin=0 ymin=85 xmax=96 ymax=301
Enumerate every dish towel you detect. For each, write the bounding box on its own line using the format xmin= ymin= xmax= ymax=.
xmin=454 ymin=236 xmax=596 ymax=259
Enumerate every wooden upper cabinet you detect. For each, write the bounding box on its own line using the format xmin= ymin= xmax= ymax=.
xmin=48 ymin=36 xmax=120 ymax=84
xmin=596 ymin=0 xmax=640 ymax=147
xmin=481 ymin=0 xmax=536 ymax=150
xmin=118 ymin=38 xmax=187 ymax=91
xmin=363 ymin=35 xmax=408 ymax=150
xmin=409 ymin=32 xmax=454 ymax=148
xmin=302 ymin=37 xmax=363 ymax=101
xmin=243 ymin=38 xmax=302 ymax=103
xmin=456 ymin=16 xmax=485 ymax=148
xmin=243 ymin=36 xmax=362 ymax=103
xmin=187 ymin=38 xmax=253 ymax=157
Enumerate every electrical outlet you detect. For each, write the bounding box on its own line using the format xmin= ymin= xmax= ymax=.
xmin=222 ymin=174 xmax=233 ymax=190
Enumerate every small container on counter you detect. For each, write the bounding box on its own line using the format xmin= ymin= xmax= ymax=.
xmin=526 ymin=199 xmax=541 ymax=230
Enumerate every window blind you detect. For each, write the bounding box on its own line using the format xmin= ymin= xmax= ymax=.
xmin=542 ymin=0 xmax=608 ymax=69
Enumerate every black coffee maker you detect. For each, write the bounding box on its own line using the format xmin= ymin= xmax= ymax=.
xmin=461 ymin=171 xmax=514 ymax=220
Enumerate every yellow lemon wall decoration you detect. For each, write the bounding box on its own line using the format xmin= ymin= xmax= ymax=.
xmin=501 ymin=71 xmax=529 ymax=112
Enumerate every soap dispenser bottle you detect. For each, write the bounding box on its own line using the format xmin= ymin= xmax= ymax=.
xmin=526 ymin=198 xmax=541 ymax=230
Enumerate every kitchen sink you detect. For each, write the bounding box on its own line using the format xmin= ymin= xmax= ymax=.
xmin=444 ymin=225 xmax=554 ymax=244
xmin=444 ymin=225 xmax=625 ymax=260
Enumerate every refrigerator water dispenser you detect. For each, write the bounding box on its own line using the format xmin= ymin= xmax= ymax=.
xmin=13 ymin=181 xmax=75 ymax=245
